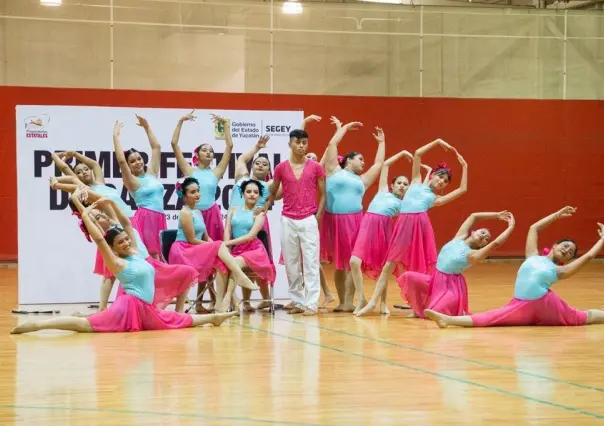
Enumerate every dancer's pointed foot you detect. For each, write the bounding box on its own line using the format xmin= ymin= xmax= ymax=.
xmin=424 ymin=309 xmax=449 ymax=328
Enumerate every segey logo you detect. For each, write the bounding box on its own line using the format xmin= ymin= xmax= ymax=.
xmin=25 ymin=114 xmax=50 ymax=139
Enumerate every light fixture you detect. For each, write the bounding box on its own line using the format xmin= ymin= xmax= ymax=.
xmin=282 ymin=0 xmax=303 ymax=14
xmin=40 ymin=0 xmax=62 ymax=6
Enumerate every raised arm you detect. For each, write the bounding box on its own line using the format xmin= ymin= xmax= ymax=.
xmin=135 ymin=114 xmax=161 ymax=177
xmin=411 ymin=138 xmax=452 ymax=184
xmin=112 ymin=121 xmax=140 ymax=193
xmin=212 ymin=115 xmax=233 ymax=180
xmin=50 ymin=152 xmax=78 ymax=180
xmin=454 ymin=211 xmax=507 ymax=240
xmin=557 ymin=223 xmax=604 ymax=280
xmin=467 ymin=213 xmax=516 ymax=264
xmin=300 ymin=114 xmax=321 ymax=131
xmin=49 ymin=176 xmax=80 ymax=193
xmin=225 ymin=213 xmax=266 ymax=247
xmin=323 ymin=117 xmax=363 ymax=176
xmin=171 ymin=111 xmax=196 ymax=177
xmin=234 ymin=135 xmax=269 ymax=182
xmin=95 ymin=198 xmax=136 ymax=249
xmin=63 ymin=151 xmax=105 ymax=185
xmin=261 ymin=172 xmax=281 ymax=215
xmin=180 ymin=209 xmax=205 ymax=245
xmin=360 ymin=127 xmax=385 ymax=189
xmin=433 ymin=152 xmax=468 ymax=207
xmin=378 ymin=150 xmax=410 ymax=192
xmin=422 ymin=165 xmax=433 ymax=185
xmin=525 ymin=206 xmax=576 ymax=258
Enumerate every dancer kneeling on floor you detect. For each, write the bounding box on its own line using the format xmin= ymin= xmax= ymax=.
xmin=424 ymin=206 xmax=604 ymax=328
xmin=10 ymin=198 xmax=236 ymax=335
xmin=398 ymin=211 xmax=515 ymax=318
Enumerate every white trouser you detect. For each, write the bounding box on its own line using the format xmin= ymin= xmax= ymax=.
xmin=280 ymin=215 xmax=320 ymax=312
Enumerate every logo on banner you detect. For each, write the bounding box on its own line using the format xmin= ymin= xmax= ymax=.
xmin=214 ymin=119 xmax=228 ymax=140
xmin=25 ymin=114 xmax=50 ymax=139
xmin=264 ymin=124 xmax=292 ymax=137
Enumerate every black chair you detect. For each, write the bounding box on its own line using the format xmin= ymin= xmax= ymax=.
xmin=159 ymin=229 xmax=215 ymax=314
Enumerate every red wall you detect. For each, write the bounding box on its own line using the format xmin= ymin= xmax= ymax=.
xmin=1 ymin=86 xmax=603 ymax=261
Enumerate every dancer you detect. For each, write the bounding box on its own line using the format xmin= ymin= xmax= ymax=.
xmin=349 ymin=149 xmax=432 ymax=314
xmin=10 ymin=199 xmax=236 ymax=335
xmin=50 ymin=151 xmax=138 ymax=311
xmin=399 ymin=211 xmax=515 ymax=319
xmin=262 ymin=129 xmax=326 ymax=316
xmin=113 ymin=118 xmax=166 ymax=260
xmin=70 ymin=188 xmax=198 ymax=312
xmin=425 ymin=207 xmax=604 ymax=328
xmin=356 ymin=138 xmax=468 ymax=317
xmin=168 ymin=177 xmax=259 ymax=312
xmin=223 ymin=179 xmax=276 ymax=312
xmin=171 ymin=110 xmax=233 ymax=310
xmin=320 ymin=118 xmax=383 ymax=312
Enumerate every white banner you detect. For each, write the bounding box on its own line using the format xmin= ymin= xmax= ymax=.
xmin=17 ymin=105 xmax=303 ymax=304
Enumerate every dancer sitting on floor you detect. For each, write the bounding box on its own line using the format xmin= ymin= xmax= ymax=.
xmin=10 ymin=199 xmax=236 ymax=335
xmin=168 ymin=177 xmax=259 ymax=313
xmin=350 ymin=149 xmax=432 ymax=314
xmin=222 ymin=179 xmax=277 ymax=312
xmin=424 ymin=206 xmax=604 ymax=328
xmin=399 ymin=211 xmax=515 ymax=319
xmin=356 ymin=138 xmax=468 ymax=317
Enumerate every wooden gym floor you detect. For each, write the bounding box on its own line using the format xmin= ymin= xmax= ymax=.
xmin=1 ymin=261 xmax=604 ymax=425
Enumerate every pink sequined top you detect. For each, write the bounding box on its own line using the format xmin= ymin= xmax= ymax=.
xmin=273 ymin=159 xmax=325 ymax=220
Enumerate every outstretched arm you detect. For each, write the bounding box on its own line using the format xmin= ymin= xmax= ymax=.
xmin=235 ymin=135 xmax=269 ymax=182
xmin=433 ymin=151 xmax=468 ymax=207
xmin=171 ymin=111 xmax=196 ymax=177
xmin=525 ymin=206 xmax=577 ymax=258
xmin=300 ymin=114 xmax=321 ymax=131
xmin=135 ymin=114 xmax=161 ymax=177
xmin=360 ymin=127 xmax=385 ymax=189
xmin=213 ymin=115 xmax=233 ymax=180
xmin=112 ymin=121 xmax=140 ymax=193
xmin=467 ymin=213 xmax=516 ymax=264
xmin=411 ymin=138 xmax=453 ymax=184
xmin=422 ymin=165 xmax=433 ymax=184
xmin=63 ymin=151 xmax=104 ymax=185
xmin=557 ymin=223 xmax=604 ymax=280
xmin=378 ymin=150 xmax=412 ymax=192
xmin=50 ymin=152 xmax=79 ymax=180
xmin=323 ymin=117 xmax=363 ymax=176
xmin=454 ymin=211 xmax=506 ymax=240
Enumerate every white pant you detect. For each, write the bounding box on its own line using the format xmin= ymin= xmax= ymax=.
xmin=280 ymin=215 xmax=320 ymax=312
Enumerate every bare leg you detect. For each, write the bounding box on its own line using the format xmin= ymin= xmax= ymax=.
xmin=342 ymin=272 xmax=356 ymax=312
xmin=350 ymin=256 xmax=367 ymax=314
xmin=217 ymin=244 xmax=259 ymax=291
xmin=98 ymin=277 xmax=116 ymax=311
xmin=255 ymin=284 xmax=272 ymax=310
xmin=380 ymin=279 xmax=390 ymax=315
xmin=355 ymin=262 xmax=395 ymax=317
xmin=175 ymin=291 xmax=187 ymax=313
xmin=241 ymin=287 xmax=254 ymax=312
xmin=214 ymin=271 xmax=229 ymax=312
xmin=586 ymin=310 xmax=604 ymax=324
xmin=218 ymin=276 xmax=238 ymax=312
xmin=333 ymin=269 xmax=347 ymax=312
xmin=190 ymin=311 xmax=238 ymax=327
xmin=11 ymin=317 xmax=94 ymax=334
xmin=319 ymin=266 xmax=335 ymax=308
xmin=424 ymin=309 xmax=474 ymax=328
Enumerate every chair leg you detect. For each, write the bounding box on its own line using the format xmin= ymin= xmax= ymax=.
xmin=270 ymin=285 xmax=275 ymax=316
xmin=185 ymin=280 xmax=212 ymax=314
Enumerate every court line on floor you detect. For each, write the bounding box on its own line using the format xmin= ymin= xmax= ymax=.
xmin=0 ymin=404 xmax=324 ymax=425
xmin=236 ymin=322 xmax=604 ymax=421
xmin=276 ymin=316 xmax=604 ymax=393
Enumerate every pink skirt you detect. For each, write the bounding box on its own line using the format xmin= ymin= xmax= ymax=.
xmin=93 ymin=216 xmax=141 ymax=279
xmin=200 ymin=204 xmax=225 ymax=242
xmin=133 ymin=207 xmax=167 ymax=256
xmin=351 ymin=213 xmax=393 ymax=279
xmin=386 ymin=212 xmax=437 ymax=276
xmin=168 ymin=240 xmax=227 ymax=282
xmin=320 ymin=211 xmax=363 ymax=271
xmin=398 ymin=270 xmax=469 ymax=318
xmin=88 ymin=293 xmax=193 ymax=332
xmin=232 ymin=238 xmax=276 ymax=285
xmin=116 ymin=257 xmax=199 ymax=309
xmin=470 ymin=291 xmax=588 ymax=327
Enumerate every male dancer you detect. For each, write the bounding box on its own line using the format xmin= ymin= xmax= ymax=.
xmin=263 ymin=129 xmax=326 ymax=316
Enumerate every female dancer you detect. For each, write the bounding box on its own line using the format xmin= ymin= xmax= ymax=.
xmin=168 ymin=177 xmax=259 ymax=312
xmin=349 ymin=149 xmax=433 ymax=314
xmin=321 ymin=117 xmax=384 ymax=312
xmin=70 ymin=189 xmax=198 ymax=313
xmin=171 ymin=111 xmax=233 ymax=311
xmin=222 ymin=179 xmax=277 ymax=312
xmin=50 ymin=150 xmax=139 ymax=311
xmin=356 ymin=138 xmax=468 ymax=317
xmin=10 ymin=199 xmax=236 ymax=335
xmin=425 ymin=207 xmax=604 ymax=328
xmin=113 ymin=117 xmax=166 ymax=260
xmin=399 ymin=211 xmax=515 ymax=319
